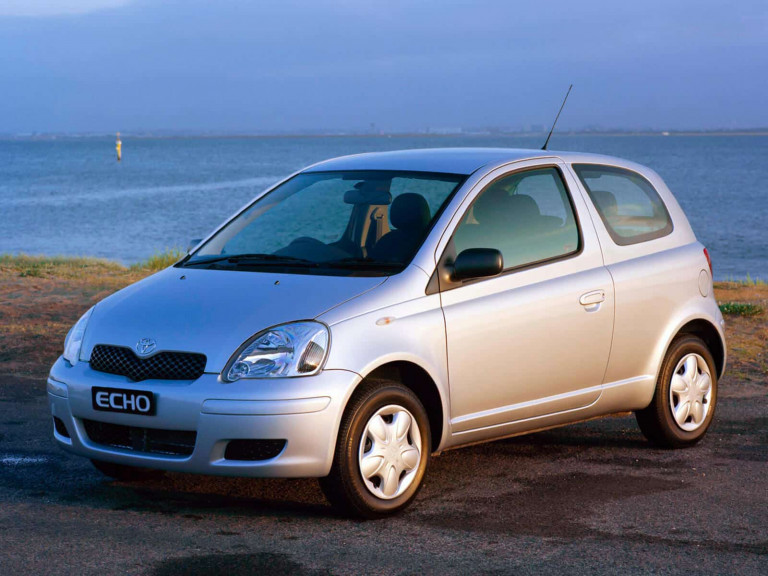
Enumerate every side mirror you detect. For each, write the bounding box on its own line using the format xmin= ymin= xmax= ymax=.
xmin=453 ymin=248 xmax=503 ymax=281
xmin=187 ymin=239 xmax=203 ymax=253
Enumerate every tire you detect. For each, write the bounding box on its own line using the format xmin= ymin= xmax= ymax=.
xmin=319 ymin=380 xmax=431 ymax=518
xmin=636 ymin=335 xmax=718 ymax=448
xmin=90 ymin=459 xmax=164 ymax=481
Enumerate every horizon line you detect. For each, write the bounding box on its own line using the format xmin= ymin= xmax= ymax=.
xmin=3 ymin=127 xmax=768 ymax=140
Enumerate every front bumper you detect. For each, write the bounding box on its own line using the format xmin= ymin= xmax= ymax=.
xmin=47 ymin=357 xmax=360 ymax=477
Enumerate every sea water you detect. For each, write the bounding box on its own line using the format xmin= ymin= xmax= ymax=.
xmin=1 ymin=134 xmax=765 ymax=280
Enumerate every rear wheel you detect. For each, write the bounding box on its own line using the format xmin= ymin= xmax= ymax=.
xmin=90 ymin=459 xmax=164 ymax=481
xmin=636 ymin=335 xmax=717 ymax=448
xmin=319 ymin=380 xmax=431 ymax=518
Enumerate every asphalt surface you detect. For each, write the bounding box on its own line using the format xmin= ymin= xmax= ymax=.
xmin=1 ymin=373 xmax=766 ymax=575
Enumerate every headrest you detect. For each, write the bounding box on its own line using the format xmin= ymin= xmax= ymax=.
xmin=591 ymin=190 xmax=618 ymax=216
xmin=473 ymin=186 xmax=509 ymax=224
xmin=508 ymin=194 xmax=540 ymax=219
xmin=390 ymin=193 xmax=431 ymax=231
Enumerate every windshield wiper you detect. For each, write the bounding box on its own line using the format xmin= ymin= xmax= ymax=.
xmin=184 ymin=253 xmax=318 ymax=268
xmin=322 ymin=257 xmax=405 ymax=269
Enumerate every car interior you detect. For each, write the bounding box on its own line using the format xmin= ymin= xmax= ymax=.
xmin=451 ymin=173 xmax=579 ymax=271
xmin=274 ymin=178 xmax=435 ymax=265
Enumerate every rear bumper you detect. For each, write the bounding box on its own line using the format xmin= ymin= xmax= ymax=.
xmin=48 ymin=357 xmax=360 ymax=477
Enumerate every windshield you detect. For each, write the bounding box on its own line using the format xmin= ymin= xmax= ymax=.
xmin=181 ymin=170 xmax=466 ymax=276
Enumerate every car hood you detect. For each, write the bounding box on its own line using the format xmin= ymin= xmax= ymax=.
xmin=81 ymin=266 xmax=387 ymax=373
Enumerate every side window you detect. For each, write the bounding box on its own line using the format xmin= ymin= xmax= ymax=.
xmin=452 ymin=167 xmax=580 ymax=271
xmin=573 ymin=164 xmax=673 ymax=245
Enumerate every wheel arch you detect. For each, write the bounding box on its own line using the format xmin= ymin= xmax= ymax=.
xmin=653 ymin=313 xmax=726 ymax=383
xmin=676 ymin=318 xmax=726 ymax=379
xmin=351 ymin=361 xmax=446 ymax=453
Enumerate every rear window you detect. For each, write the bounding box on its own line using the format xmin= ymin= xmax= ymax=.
xmin=573 ymin=164 xmax=673 ymax=245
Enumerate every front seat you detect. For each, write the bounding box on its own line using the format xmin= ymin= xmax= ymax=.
xmin=506 ymin=194 xmax=541 ymax=229
xmin=369 ymin=193 xmax=431 ymax=262
xmin=453 ymin=185 xmax=513 ymax=253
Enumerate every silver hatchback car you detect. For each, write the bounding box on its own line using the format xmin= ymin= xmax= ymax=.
xmin=49 ymin=148 xmax=726 ymax=517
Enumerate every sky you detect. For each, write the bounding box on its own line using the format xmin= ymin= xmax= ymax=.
xmin=1 ymin=0 xmax=767 ymax=133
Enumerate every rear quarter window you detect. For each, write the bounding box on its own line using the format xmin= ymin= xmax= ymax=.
xmin=573 ymin=164 xmax=673 ymax=246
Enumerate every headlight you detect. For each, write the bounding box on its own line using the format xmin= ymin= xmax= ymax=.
xmin=224 ymin=321 xmax=330 ymax=381
xmin=63 ymin=307 xmax=94 ymax=365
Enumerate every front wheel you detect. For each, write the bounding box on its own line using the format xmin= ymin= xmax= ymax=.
xmin=319 ymin=381 xmax=431 ymax=518
xmin=636 ymin=335 xmax=718 ymax=448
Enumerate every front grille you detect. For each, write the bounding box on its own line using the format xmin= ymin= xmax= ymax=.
xmin=224 ymin=439 xmax=286 ymax=461
xmin=83 ymin=419 xmax=196 ymax=456
xmin=90 ymin=345 xmax=206 ymax=382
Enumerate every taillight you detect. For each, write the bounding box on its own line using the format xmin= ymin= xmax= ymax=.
xmin=703 ymin=248 xmax=713 ymax=276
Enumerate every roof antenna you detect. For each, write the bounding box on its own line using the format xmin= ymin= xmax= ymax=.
xmin=541 ymin=84 xmax=572 ymax=151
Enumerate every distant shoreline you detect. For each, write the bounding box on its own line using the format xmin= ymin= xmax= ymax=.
xmin=3 ymin=130 xmax=768 ymax=141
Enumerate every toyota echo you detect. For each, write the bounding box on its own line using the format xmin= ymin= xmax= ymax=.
xmin=48 ymin=148 xmax=726 ymax=517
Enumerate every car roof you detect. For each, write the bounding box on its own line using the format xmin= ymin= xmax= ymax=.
xmin=302 ymin=147 xmax=628 ymax=176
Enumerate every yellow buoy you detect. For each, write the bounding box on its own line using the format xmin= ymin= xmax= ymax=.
xmin=116 ymin=132 xmax=122 ymax=162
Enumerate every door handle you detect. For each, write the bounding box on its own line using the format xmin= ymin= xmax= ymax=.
xmin=579 ymin=290 xmax=606 ymax=306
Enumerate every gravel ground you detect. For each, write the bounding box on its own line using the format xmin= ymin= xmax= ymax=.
xmin=0 ymin=372 xmax=766 ymax=575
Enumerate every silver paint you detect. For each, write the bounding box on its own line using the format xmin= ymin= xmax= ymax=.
xmin=49 ymin=147 xmax=726 ymax=480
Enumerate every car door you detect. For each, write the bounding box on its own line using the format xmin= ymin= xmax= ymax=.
xmin=437 ymin=161 xmax=614 ymax=435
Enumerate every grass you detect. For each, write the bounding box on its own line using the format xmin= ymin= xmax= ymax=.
xmin=0 ymin=249 xmax=183 ymax=278
xmin=0 ymin=253 xmax=126 ymax=278
xmin=129 ymin=248 xmax=185 ymax=272
xmin=722 ymin=273 xmax=766 ymax=286
xmin=719 ymin=302 xmax=765 ymax=317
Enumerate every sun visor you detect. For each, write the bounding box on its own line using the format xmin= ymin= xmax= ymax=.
xmin=343 ymin=181 xmax=392 ymax=205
